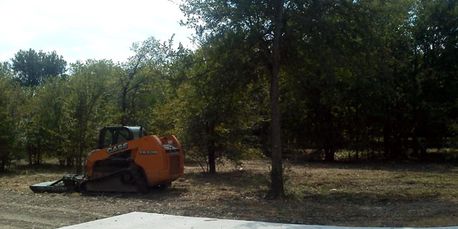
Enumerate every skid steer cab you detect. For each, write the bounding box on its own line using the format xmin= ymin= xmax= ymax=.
xmin=30 ymin=126 xmax=184 ymax=193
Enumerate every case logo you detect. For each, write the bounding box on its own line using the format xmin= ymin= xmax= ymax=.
xmin=107 ymin=143 xmax=128 ymax=153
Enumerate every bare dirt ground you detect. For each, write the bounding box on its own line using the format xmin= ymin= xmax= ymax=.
xmin=0 ymin=160 xmax=457 ymax=229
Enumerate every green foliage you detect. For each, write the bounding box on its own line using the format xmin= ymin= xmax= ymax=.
xmin=179 ymin=0 xmax=457 ymax=163
xmin=65 ymin=60 xmax=120 ymax=172
xmin=411 ymin=0 xmax=458 ymax=149
xmin=11 ymin=49 xmax=67 ymax=87
xmin=25 ymin=77 xmax=71 ymax=165
xmin=118 ymin=37 xmax=174 ymax=126
xmin=0 ymin=76 xmax=21 ymax=171
xmin=0 ymin=0 xmax=456 ymax=175
xmin=0 ymin=62 xmax=12 ymax=77
xmin=180 ymin=0 xmax=285 ymax=177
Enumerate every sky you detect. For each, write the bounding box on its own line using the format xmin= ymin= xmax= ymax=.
xmin=0 ymin=0 xmax=194 ymax=63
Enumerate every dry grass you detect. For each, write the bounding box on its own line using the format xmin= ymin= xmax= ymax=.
xmin=0 ymin=160 xmax=457 ymax=228
xmin=180 ymin=161 xmax=458 ymax=226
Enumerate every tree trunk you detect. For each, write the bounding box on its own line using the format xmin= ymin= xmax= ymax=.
xmin=120 ymin=86 xmax=128 ymax=125
xmin=75 ymin=121 xmax=86 ymax=174
xmin=76 ymin=144 xmax=83 ymax=174
xmin=66 ymin=157 xmax=74 ymax=167
xmin=324 ymin=148 xmax=335 ymax=162
xmin=383 ymin=122 xmax=391 ymax=159
xmin=207 ymin=123 xmax=216 ymax=174
xmin=27 ymin=145 xmax=32 ymax=166
xmin=0 ymin=157 xmax=5 ymax=173
xmin=267 ymin=0 xmax=285 ymax=199
xmin=208 ymin=146 xmax=216 ymax=174
xmin=35 ymin=151 xmax=42 ymax=165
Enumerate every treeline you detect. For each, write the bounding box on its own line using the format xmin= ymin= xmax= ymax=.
xmin=0 ymin=0 xmax=456 ymax=174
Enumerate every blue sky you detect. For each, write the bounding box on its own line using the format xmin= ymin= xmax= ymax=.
xmin=0 ymin=0 xmax=194 ymax=63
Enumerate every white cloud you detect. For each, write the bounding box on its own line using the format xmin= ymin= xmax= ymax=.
xmin=0 ymin=0 xmax=194 ymax=63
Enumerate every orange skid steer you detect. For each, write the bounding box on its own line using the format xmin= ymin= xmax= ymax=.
xmin=30 ymin=126 xmax=184 ymax=193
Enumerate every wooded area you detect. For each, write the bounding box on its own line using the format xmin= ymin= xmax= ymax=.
xmin=0 ymin=0 xmax=456 ymax=198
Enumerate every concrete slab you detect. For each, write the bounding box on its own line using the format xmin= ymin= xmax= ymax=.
xmin=59 ymin=212 xmax=458 ymax=229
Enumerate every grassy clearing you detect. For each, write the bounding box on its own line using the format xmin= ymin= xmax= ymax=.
xmin=183 ymin=160 xmax=458 ymax=226
xmin=286 ymin=162 xmax=458 ymax=201
xmin=0 ymin=160 xmax=457 ymax=227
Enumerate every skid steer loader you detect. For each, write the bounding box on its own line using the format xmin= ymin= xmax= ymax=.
xmin=30 ymin=126 xmax=184 ymax=193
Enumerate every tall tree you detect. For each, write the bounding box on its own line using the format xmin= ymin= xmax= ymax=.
xmin=268 ymin=0 xmax=285 ymax=199
xmin=412 ymin=0 xmax=458 ymax=156
xmin=11 ymin=49 xmax=67 ymax=87
xmin=66 ymin=60 xmax=118 ymax=173
xmin=29 ymin=78 xmax=71 ymax=165
xmin=172 ymin=41 xmax=261 ymax=174
xmin=0 ymin=75 xmax=21 ymax=171
xmin=10 ymin=49 xmax=67 ymax=165
xmin=181 ymin=0 xmax=286 ymax=197
xmin=119 ymin=37 xmax=173 ymax=126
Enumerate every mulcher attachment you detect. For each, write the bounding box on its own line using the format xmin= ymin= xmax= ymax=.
xmin=30 ymin=167 xmax=148 ymax=193
xmin=30 ymin=174 xmax=83 ymax=193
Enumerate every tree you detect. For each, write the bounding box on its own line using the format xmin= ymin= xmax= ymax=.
xmin=26 ymin=78 xmax=71 ymax=166
xmin=0 ymin=62 xmax=11 ymax=77
xmin=66 ymin=60 xmax=118 ymax=173
xmin=175 ymin=43 xmax=261 ymax=174
xmin=268 ymin=0 xmax=285 ymax=198
xmin=11 ymin=49 xmax=67 ymax=87
xmin=10 ymin=49 xmax=67 ymax=165
xmin=0 ymin=104 xmax=15 ymax=171
xmin=118 ymin=37 xmax=174 ymax=126
xmin=0 ymin=76 xmax=20 ymax=171
xmin=411 ymin=0 xmax=458 ymax=157
xmin=181 ymin=0 xmax=286 ymax=197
